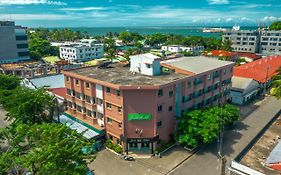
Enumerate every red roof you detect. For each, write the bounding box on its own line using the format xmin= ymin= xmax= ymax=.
xmin=204 ymin=50 xmax=236 ymax=57
xmin=234 ymin=55 xmax=281 ymax=83
xmin=48 ymin=88 xmax=67 ymax=99
xmin=234 ymin=52 xmax=261 ymax=60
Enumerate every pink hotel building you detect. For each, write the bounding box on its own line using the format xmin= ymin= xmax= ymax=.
xmin=63 ymin=54 xmax=234 ymax=154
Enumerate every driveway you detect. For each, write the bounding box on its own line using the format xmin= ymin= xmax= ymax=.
xmin=90 ymin=145 xmax=192 ymax=175
xmin=169 ymin=96 xmax=281 ymax=175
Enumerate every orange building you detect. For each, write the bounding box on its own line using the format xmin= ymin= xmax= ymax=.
xmin=62 ymin=54 xmax=234 ymax=154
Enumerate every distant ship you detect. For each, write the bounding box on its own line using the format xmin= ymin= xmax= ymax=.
xmin=232 ymin=24 xmax=240 ymax=31
xmin=202 ymin=27 xmax=227 ymax=33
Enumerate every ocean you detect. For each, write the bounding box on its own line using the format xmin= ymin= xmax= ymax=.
xmin=66 ymin=26 xmax=258 ymax=38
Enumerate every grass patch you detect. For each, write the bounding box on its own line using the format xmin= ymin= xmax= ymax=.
xmin=42 ymin=56 xmax=60 ymax=64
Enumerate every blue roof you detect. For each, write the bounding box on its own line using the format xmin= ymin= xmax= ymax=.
xmin=266 ymin=141 xmax=281 ymax=164
xmin=30 ymin=74 xmax=65 ymax=88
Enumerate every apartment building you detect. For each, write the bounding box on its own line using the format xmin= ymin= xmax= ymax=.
xmin=161 ymin=45 xmax=204 ymax=55
xmin=59 ymin=39 xmax=104 ymax=63
xmin=223 ymin=29 xmax=281 ymax=55
xmin=260 ymin=30 xmax=281 ymax=55
xmin=62 ymin=53 xmax=234 ymax=154
xmin=0 ymin=21 xmax=30 ymax=64
xmin=222 ymin=30 xmax=260 ymax=53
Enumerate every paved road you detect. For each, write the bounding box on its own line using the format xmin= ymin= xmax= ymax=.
xmin=169 ymin=96 xmax=281 ymax=175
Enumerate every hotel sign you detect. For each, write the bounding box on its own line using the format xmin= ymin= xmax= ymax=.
xmin=128 ymin=113 xmax=152 ymax=121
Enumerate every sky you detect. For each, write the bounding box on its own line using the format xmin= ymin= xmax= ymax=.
xmin=0 ymin=0 xmax=280 ymax=27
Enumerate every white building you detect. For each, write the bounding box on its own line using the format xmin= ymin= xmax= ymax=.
xmin=129 ymin=53 xmax=161 ymax=76
xmin=161 ymin=45 xmax=204 ymax=55
xmin=230 ymin=76 xmax=261 ymax=105
xmin=59 ymin=39 xmax=104 ymax=63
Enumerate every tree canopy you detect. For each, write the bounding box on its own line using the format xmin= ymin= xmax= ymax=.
xmin=4 ymin=87 xmax=55 ymax=125
xmin=176 ymin=104 xmax=239 ymax=149
xmin=269 ymin=21 xmax=281 ymax=31
xmin=0 ymin=123 xmax=93 ymax=175
xmin=270 ymin=67 xmax=281 ymax=99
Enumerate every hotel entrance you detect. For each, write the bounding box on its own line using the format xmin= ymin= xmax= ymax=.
xmin=121 ymin=136 xmax=159 ymax=154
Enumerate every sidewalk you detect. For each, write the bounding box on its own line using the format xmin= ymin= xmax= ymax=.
xmin=170 ymin=96 xmax=281 ymax=175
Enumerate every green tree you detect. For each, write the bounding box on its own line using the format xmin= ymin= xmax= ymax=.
xmin=177 ymin=105 xmax=239 ymax=149
xmin=270 ymin=67 xmax=281 ymax=98
xmin=4 ymin=87 xmax=55 ymax=125
xmin=221 ymin=39 xmax=232 ymax=51
xmin=0 ymin=74 xmax=21 ymax=105
xmin=0 ymin=123 xmax=93 ymax=175
xmin=269 ymin=21 xmax=281 ymax=30
xmin=145 ymin=33 xmax=167 ymax=47
xmin=104 ymin=37 xmax=117 ymax=59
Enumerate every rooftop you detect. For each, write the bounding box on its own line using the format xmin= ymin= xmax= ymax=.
xmin=234 ymin=55 xmax=281 ymax=83
xmin=65 ymin=56 xmax=234 ymax=86
xmin=30 ymin=74 xmax=65 ymax=88
xmin=231 ymin=76 xmax=258 ymax=91
xmin=161 ymin=56 xmax=234 ymax=74
xmin=67 ymin=63 xmax=186 ymax=86
xmin=129 ymin=53 xmax=160 ymax=61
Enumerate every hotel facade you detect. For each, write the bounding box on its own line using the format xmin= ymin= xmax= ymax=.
xmin=62 ymin=54 xmax=234 ymax=154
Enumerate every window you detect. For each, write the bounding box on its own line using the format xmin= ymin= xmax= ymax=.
xmin=158 ymin=105 xmax=162 ymax=112
xmin=85 ymin=82 xmax=90 ymax=88
xmin=118 ymin=107 xmax=122 ymax=113
xmin=146 ymin=64 xmax=151 ymax=68
xmin=158 ymin=89 xmax=163 ymax=97
xmin=106 ymin=87 xmax=111 ymax=93
xmin=107 ymin=118 xmax=112 ymax=124
xmin=66 ymin=89 xmax=71 ymax=95
xmin=157 ymin=121 xmax=162 ymax=128
xmin=224 ymin=69 xmax=227 ymax=75
xmin=86 ymin=110 xmax=92 ymax=117
xmin=75 ymin=79 xmax=79 ymax=85
xmin=168 ymin=106 xmax=173 ymax=111
xmin=169 ymin=90 xmax=174 ymax=97
xmin=187 ymin=81 xmax=192 ymax=88
xmin=86 ymin=95 xmax=91 ymax=103
xmin=66 ymin=76 xmax=70 ymax=82
xmin=17 ymin=43 xmax=28 ymax=49
xmin=118 ymin=123 xmax=122 ymax=128
xmin=106 ymin=102 xmax=112 ymax=109
xmin=92 ymin=97 xmax=96 ymax=104
xmin=116 ymin=90 xmax=121 ymax=96
xmin=16 ymin=35 xmax=27 ymax=40
xmin=207 ymin=74 xmax=211 ymax=80
xmin=18 ymin=51 xmax=29 ymax=57
xmin=76 ymin=92 xmax=81 ymax=99
xmin=97 ymin=98 xmax=103 ymax=105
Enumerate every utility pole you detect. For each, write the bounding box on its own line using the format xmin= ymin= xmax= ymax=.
xmin=218 ymin=81 xmax=226 ymax=175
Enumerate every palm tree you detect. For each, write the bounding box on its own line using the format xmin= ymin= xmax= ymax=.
xmin=270 ymin=67 xmax=281 ymax=99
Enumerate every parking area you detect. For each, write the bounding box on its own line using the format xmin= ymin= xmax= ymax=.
xmin=89 ymin=145 xmax=193 ymax=175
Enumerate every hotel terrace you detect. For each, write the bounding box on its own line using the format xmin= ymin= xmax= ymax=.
xmin=62 ymin=54 xmax=235 ymax=154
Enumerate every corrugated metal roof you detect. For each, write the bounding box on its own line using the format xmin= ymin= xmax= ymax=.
xmin=234 ymin=55 xmax=281 ymax=83
xmin=59 ymin=114 xmax=100 ymax=139
xmin=266 ymin=141 xmax=281 ymax=164
xmin=30 ymin=74 xmax=65 ymax=88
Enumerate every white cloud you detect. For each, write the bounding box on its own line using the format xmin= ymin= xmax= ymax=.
xmin=59 ymin=7 xmax=106 ymax=11
xmin=208 ymin=0 xmax=229 ymax=5
xmin=0 ymin=0 xmax=66 ymax=5
xmin=264 ymin=16 xmax=278 ymax=21
xmin=0 ymin=13 xmax=74 ymax=20
xmin=226 ymin=17 xmax=233 ymax=22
